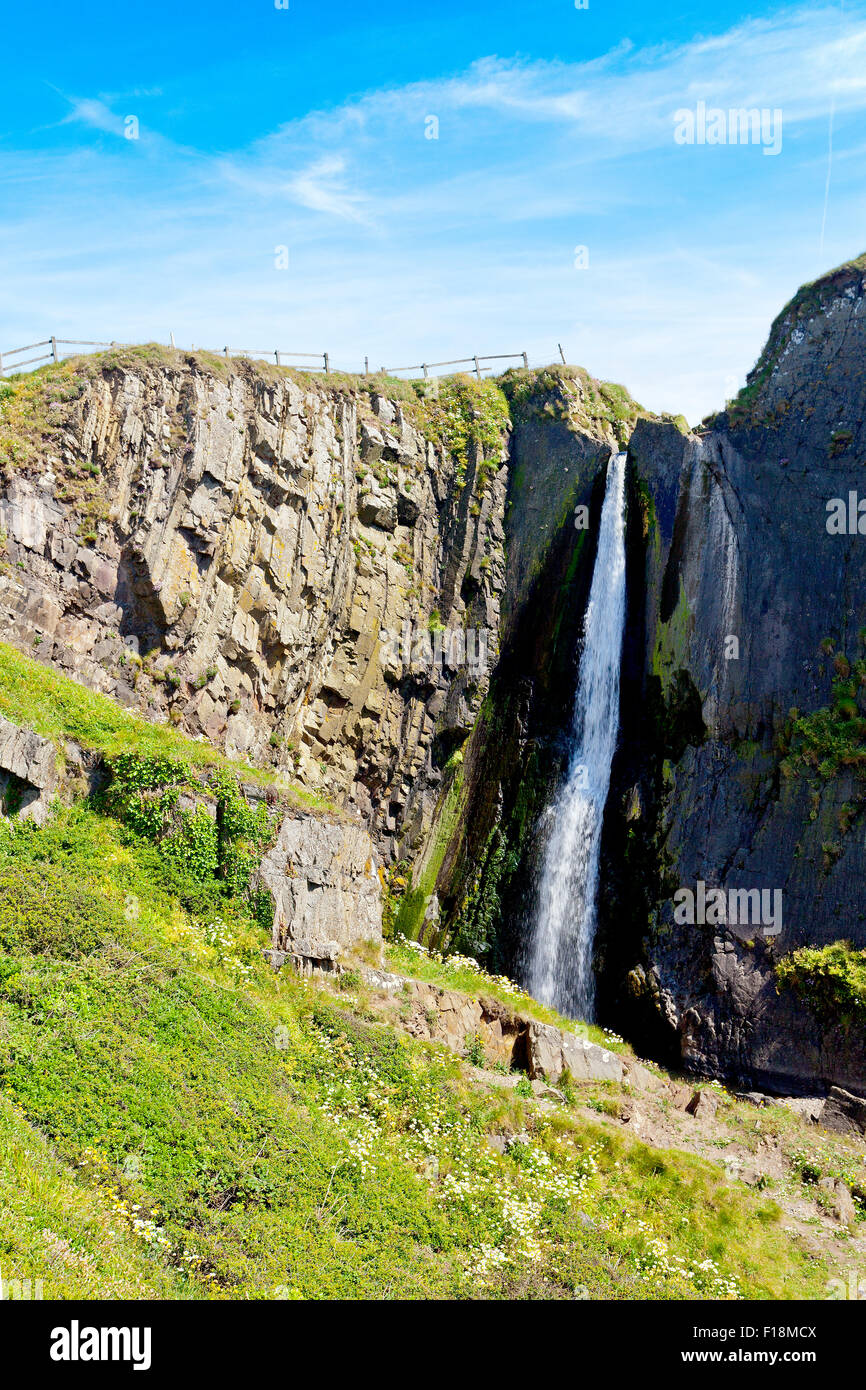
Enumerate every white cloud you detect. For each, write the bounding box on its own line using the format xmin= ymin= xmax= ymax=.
xmin=60 ymin=97 xmax=126 ymax=136
xmin=3 ymin=6 xmax=866 ymax=422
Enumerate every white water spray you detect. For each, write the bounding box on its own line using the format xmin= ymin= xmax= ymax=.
xmin=527 ymin=451 xmax=628 ymax=1020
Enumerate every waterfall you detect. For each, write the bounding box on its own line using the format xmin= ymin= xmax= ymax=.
xmin=526 ymin=451 xmax=628 ymax=1021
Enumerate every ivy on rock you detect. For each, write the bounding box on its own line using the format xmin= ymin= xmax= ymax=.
xmin=100 ymin=753 xmax=273 ymax=922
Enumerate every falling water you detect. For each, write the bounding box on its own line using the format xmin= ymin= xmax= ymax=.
xmin=527 ymin=451 xmax=628 ymax=1020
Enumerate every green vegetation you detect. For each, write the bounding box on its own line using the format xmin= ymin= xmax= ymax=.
xmin=0 ymin=802 xmax=842 ymax=1299
xmin=393 ymin=766 xmax=465 ymax=940
xmin=100 ymin=753 xmax=273 ymax=924
xmin=0 ymin=1090 xmax=192 ymax=1298
xmin=778 ymin=646 xmax=866 ymax=782
xmin=0 ymin=640 xmax=232 ymax=767
xmin=0 ymin=642 xmax=338 ymax=811
xmin=662 ymin=412 xmax=690 ymax=436
xmin=651 ymin=580 xmax=693 ymax=697
xmin=780 ymin=703 xmax=866 ymax=780
xmin=417 ymin=375 xmax=509 ymax=489
xmin=775 ymin=941 xmax=866 ymax=1031
xmin=500 ymin=364 xmax=646 ymax=446
xmin=0 ymin=359 xmax=108 ymax=537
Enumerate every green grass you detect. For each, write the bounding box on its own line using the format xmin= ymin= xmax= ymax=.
xmin=0 ymin=641 xmax=242 ymax=768
xmin=0 ymin=1092 xmax=192 ymax=1299
xmin=0 ymin=642 xmax=338 ymax=810
xmin=0 ymin=801 xmax=842 ymax=1300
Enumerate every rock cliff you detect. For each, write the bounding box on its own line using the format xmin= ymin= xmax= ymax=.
xmin=3 ymin=257 xmax=865 ymax=1101
xmin=598 ymin=254 xmax=866 ymax=1096
xmin=0 ymin=350 xmax=509 ymax=863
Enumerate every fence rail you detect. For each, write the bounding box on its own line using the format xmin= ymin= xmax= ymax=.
xmin=382 ymin=352 xmax=528 ymax=379
xmin=0 ymin=337 xmax=532 ymax=381
xmin=0 ymin=338 xmax=126 ymax=374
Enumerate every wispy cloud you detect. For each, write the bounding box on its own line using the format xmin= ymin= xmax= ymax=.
xmin=60 ymin=97 xmax=127 ymax=136
xmin=2 ymin=5 xmax=865 ymax=422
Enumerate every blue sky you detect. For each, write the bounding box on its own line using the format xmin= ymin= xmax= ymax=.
xmin=1 ymin=0 xmax=864 ymax=421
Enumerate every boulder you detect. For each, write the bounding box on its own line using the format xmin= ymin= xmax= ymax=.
xmin=358 ymin=495 xmax=397 ymax=531
xmin=820 ymin=1086 xmax=866 ymax=1138
xmin=256 ymin=814 xmax=382 ymax=958
xmin=624 ymin=1061 xmax=667 ymax=1095
xmin=685 ymin=1089 xmax=720 ymax=1120
xmin=526 ymin=1021 xmax=623 ymax=1085
xmin=820 ymin=1176 xmax=857 ymax=1225
xmin=0 ymin=717 xmax=58 ymax=825
xmin=396 ymin=492 xmax=420 ymax=526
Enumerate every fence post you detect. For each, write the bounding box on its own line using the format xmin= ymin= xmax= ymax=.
xmin=50 ymin=337 xmax=58 ymax=363
xmin=0 ymin=350 xmax=4 ymax=374
xmin=522 ymin=352 xmax=528 ymax=369
xmin=558 ymin=343 xmax=566 ymax=364
xmin=323 ymin=353 xmax=330 ymax=374
xmin=364 ymin=356 xmax=369 ymax=377
xmin=275 ymin=350 xmax=280 ymax=366
xmin=473 ymin=355 xmax=481 ymax=381
xmin=224 ymin=347 xmax=229 ymax=359
xmin=422 ymin=364 xmax=429 ymax=379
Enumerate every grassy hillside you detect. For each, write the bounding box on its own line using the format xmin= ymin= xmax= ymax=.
xmin=1 ymin=802 xmax=845 ymax=1301
xmin=0 ymin=645 xmax=858 ymax=1300
xmin=0 ymin=640 xmax=337 ymax=813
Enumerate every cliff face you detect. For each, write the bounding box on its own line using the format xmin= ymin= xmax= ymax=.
xmin=425 ymin=371 xmax=645 ymax=958
xmin=3 ymin=261 xmax=865 ymax=1100
xmin=0 ymin=350 xmax=508 ymax=860
xmin=599 ymin=255 xmax=866 ymax=1095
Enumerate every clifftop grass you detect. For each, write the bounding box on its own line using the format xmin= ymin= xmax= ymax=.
xmin=501 ymin=364 xmax=648 ymax=447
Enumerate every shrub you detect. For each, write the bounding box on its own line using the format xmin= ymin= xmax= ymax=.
xmin=0 ymin=861 xmax=112 ymax=958
xmin=775 ymin=941 xmax=866 ymax=1030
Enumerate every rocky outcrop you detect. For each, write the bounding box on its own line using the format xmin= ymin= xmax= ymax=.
xmin=820 ymin=1086 xmax=866 ymax=1138
xmin=0 ymin=716 xmax=57 ymax=823
xmin=525 ymin=1020 xmax=623 ymax=1084
xmin=597 ymin=253 xmax=866 ymax=1097
xmin=400 ymin=980 xmax=528 ymax=1068
xmin=257 ymin=813 xmax=382 ymax=961
xmin=294 ymin=955 xmax=624 ymax=1083
xmin=399 ymin=976 xmax=624 ymax=1083
xmin=0 ymin=352 xmax=508 ymax=861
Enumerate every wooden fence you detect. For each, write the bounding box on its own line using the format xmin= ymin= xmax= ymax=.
xmin=0 ymin=338 xmax=531 ymax=381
